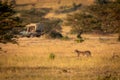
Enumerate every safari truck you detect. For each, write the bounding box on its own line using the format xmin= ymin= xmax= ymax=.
xmin=19 ymin=18 xmax=62 ymax=37
xmin=20 ymin=23 xmax=44 ymax=37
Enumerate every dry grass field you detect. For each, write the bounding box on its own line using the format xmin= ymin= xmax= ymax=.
xmin=16 ymin=0 xmax=94 ymax=6
xmin=0 ymin=27 xmax=120 ymax=80
xmin=16 ymin=0 xmax=94 ymax=10
xmin=0 ymin=0 xmax=120 ymax=80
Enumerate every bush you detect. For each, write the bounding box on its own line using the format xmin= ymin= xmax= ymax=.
xmin=97 ymin=73 xmax=119 ymax=80
xmin=61 ymin=36 xmax=70 ymax=40
xmin=19 ymin=8 xmax=52 ymax=24
xmin=55 ymin=3 xmax=82 ymax=14
xmin=75 ymin=38 xmax=84 ymax=43
xmin=42 ymin=18 xmax=63 ymax=34
xmin=49 ymin=53 xmax=55 ymax=60
xmin=47 ymin=30 xmax=63 ymax=39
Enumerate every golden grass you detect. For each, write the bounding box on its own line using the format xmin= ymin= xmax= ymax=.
xmin=16 ymin=0 xmax=94 ymax=10
xmin=16 ymin=0 xmax=94 ymax=5
xmin=0 ymin=32 xmax=120 ymax=80
xmin=1 ymin=1 xmax=120 ymax=79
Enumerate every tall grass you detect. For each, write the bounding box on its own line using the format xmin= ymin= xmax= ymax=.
xmin=0 ymin=34 xmax=120 ymax=80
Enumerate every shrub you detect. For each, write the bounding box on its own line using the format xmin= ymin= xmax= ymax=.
xmin=61 ymin=36 xmax=70 ymax=40
xmin=49 ymin=53 xmax=55 ymax=60
xmin=55 ymin=3 xmax=81 ymax=14
xmin=75 ymin=37 xmax=84 ymax=43
xmin=42 ymin=18 xmax=63 ymax=34
xmin=47 ymin=30 xmax=63 ymax=39
xmin=97 ymin=73 xmax=119 ymax=80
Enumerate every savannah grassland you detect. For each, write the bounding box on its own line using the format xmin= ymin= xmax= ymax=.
xmin=0 ymin=27 xmax=120 ymax=80
xmin=16 ymin=0 xmax=94 ymax=9
xmin=0 ymin=0 xmax=120 ymax=80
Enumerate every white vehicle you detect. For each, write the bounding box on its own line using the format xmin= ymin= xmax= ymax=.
xmin=20 ymin=23 xmax=44 ymax=37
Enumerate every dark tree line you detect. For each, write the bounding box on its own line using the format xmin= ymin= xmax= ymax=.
xmin=66 ymin=0 xmax=120 ymax=41
xmin=0 ymin=0 xmax=22 ymax=43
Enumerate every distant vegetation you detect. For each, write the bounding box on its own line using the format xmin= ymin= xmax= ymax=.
xmin=66 ymin=0 xmax=120 ymax=41
xmin=17 ymin=6 xmax=64 ymax=39
xmin=0 ymin=1 xmax=22 ymax=43
xmin=55 ymin=3 xmax=82 ymax=14
xmin=42 ymin=18 xmax=63 ymax=39
xmin=1 ymin=0 xmax=120 ymax=42
xmin=46 ymin=30 xmax=63 ymax=39
xmin=18 ymin=8 xmax=52 ymax=24
xmin=49 ymin=53 xmax=56 ymax=60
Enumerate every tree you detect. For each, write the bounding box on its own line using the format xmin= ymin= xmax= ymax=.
xmin=42 ymin=18 xmax=63 ymax=39
xmin=66 ymin=12 xmax=101 ymax=34
xmin=10 ymin=0 xmax=16 ymax=6
xmin=89 ymin=1 xmax=120 ymax=40
xmin=0 ymin=1 xmax=22 ymax=43
xmin=66 ymin=1 xmax=120 ymax=41
xmin=94 ymin=0 xmax=110 ymax=4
